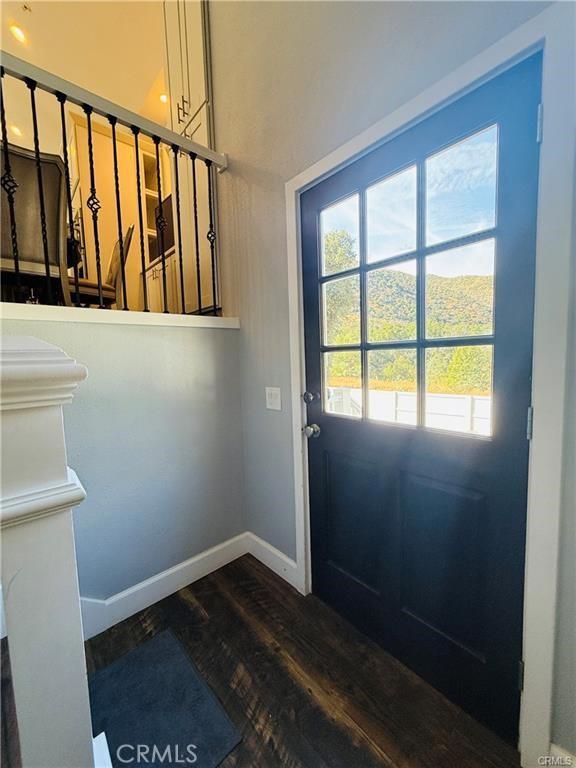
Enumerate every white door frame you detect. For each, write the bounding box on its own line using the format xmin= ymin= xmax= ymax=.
xmin=284 ymin=5 xmax=575 ymax=766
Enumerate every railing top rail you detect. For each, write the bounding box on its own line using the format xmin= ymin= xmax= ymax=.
xmin=0 ymin=51 xmax=227 ymax=169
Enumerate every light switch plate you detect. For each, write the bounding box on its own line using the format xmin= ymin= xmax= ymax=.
xmin=265 ymin=387 xmax=282 ymax=411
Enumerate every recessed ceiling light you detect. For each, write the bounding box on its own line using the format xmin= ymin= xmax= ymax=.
xmin=9 ymin=24 xmax=27 ymax=44
xmin=9 ymin=125 xmax=22 ymax=137
xmin=159 ymin=93 xmax=168 ymax=104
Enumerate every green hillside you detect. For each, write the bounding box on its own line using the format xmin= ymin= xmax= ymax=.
xmin=324 ymin=230 xmax=493 ymax=395
xmin=366 ymin=268 xmax=493 ymax=340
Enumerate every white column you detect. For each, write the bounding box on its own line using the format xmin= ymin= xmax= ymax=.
xmin=1 ymin=336 xmax=94 ymax=768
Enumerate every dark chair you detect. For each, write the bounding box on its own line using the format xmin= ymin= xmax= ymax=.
xmin=70 ymin=225 xmax=134 ymax=308
xmin=1 ymin=143 xmax=72 ymax=306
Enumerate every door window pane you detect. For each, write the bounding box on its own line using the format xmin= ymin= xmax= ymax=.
xmin=425 ymin=345 xmax=493 ymax=435
xmin=324 ymin=351 xmax=362 ymax=418
xmin=426 ymin=126 xmax=498 ymax=246
xmin=367 ymin=260 xmax=417 ymax=342
xmin=368 ymin=349 xmax=417 ymax=425
xmin=426 ymin=239 xmax=495 ymax=338
xmin=323 ymin=274 xmax=360 ymax=346
xmin=367 ymin=166 xmax=417 ymax=262
xmin=321 ymin=195 xmax=360 ymax=276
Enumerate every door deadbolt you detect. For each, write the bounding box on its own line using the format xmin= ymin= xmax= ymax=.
xmin=302 ymin=391 xmax=320 ymax=404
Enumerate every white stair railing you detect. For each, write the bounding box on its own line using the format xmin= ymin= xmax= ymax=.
xmin=0 ymin=336 xmax=95 ymax=768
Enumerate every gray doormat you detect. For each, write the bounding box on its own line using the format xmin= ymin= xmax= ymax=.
xmin=89 ymin=630 xmax=241 ymax=768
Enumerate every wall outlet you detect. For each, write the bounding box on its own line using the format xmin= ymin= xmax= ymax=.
xmin=265 ymin=387 xmax=282 ymax=411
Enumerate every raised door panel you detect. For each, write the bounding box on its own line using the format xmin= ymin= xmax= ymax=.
xmin=398 ymin=472 xmax=487 ymax=659
xmin=324 ymin=451 xmax=383 ymax=593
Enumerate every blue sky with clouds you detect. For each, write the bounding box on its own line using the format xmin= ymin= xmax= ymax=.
xmin=321 ymin=124 xmax=498 ymax=278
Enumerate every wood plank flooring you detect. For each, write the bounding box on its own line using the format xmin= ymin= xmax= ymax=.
xmin=1 ymin=555 xmax=520 ymax=767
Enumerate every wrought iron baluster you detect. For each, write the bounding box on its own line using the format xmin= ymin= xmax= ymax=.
xmin=153 ymin=137 xmax=168 ymax=313
xmin=56 ymin=92 xmax=80 ymax=306
xmin=26 ymin=78 xmax=52 ymax=303
xmin=83 ymin=105 xmax=104 ymax=308
xmin=205 ymin=159 xmax=217 ymax=316
xmin=190 ymin=152 xmax=202 ymax=314
xmin=108 ymin=116 xmax=128 ymax=310
xmin=171 ymin=145 xmax=186 ymax=314
xmin=0 ymin=68 xmax=21 ymax=299
xmin=131 ymin=127 xmax=149 ymax=311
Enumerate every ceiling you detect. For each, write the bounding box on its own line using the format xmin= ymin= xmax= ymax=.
xmin=1 ymin=1 xmax=169 ymax=150
xmin=2 ymin=1 xmax=167 ymax=114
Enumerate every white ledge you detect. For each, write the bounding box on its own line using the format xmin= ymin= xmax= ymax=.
xmin=0 ymin=468 xmax=86 ymax=529
xmin=1 ymin=303 xmax=240 ymax=329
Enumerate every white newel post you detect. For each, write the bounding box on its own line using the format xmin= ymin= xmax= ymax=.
xmin=0 ymin=336 xmax=95 ymax=768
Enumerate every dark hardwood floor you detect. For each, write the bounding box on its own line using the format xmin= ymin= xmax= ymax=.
xmin=1 ymin=555 xmax=520 ymax=767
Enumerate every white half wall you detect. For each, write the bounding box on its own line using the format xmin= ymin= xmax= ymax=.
xmin=1 ymin=316 xmax=246 ymax=599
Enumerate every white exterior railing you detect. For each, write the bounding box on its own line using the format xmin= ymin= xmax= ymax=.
xmin=327 ymin=387 xmax=491 ymax=435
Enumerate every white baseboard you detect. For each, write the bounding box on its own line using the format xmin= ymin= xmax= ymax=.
xmin=245 ymin=532 xmax=303 ymax=592
xmin=550 ymin=743 xmax=576 ymax=763
xmin=0 ymin=532 xmax=302 ymax=640
xmin=521 ymin=742 xmax=576 ymax=768
xmin=80 ymin=531 xmax=302 ymax=640
xmin=80 ymin=533 xmax=249 ymax=639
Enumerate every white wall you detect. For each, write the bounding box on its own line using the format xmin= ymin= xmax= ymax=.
xmin=211 ymin=0 xmax=550 ymax=558
xmin=1 ymin=318 xmax=245 ymax=598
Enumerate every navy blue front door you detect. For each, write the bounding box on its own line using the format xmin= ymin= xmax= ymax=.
xmin=301 ymin=54 xmax=542 ymax=743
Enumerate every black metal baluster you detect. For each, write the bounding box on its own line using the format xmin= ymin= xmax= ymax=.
xmin=56 ymin=92 xmax=80 ymax=306
xmin=131 ymin=127 xmax=149 ymax=311
xmin=171 ymin=145 xmax=186 ymax=314
xmin=190 ymin=152 xmax=202 ymax=314
xmin=0 ymin=68 xmax=21 ymax=300
xmin=153 ymin=137 xmax=168 ymax=313
xmin=205 ymin=159 xmax=218 ymax=315
xmin=109 ymin=116 xmax=128 ymax=310
xmin=83 ymin=105 xmax=104 ymax=308
xmin=26 ymin=78 xmax=52 ymax=303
